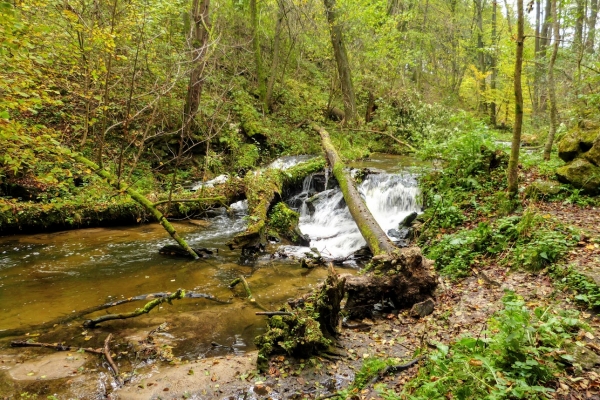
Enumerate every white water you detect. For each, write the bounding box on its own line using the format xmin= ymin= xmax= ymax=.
xmin=295 ymin=172 xmax=420 ymax=260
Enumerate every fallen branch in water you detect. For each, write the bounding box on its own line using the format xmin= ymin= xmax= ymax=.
xmin=10 ymin=340 xmax=103 ymax=355
xmin=0 ymin=290 xmax=227 ymax=339
xmin=255 ymin=311 xmax=293 ymax=316
xmin=230 ymin=276 xmax=268 ymax=311
xmin=83 ymin=289 xmax=186 ymax=328
xmin=103 ymin=334 xmax=122 ymax=385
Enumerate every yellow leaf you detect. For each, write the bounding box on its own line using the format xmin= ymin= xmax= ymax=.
xmin=469 ymin=359 xmax=483 ymax=366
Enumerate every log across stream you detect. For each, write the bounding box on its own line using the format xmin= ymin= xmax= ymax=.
xmin=0 ymin=154 xmax=426 ymax=360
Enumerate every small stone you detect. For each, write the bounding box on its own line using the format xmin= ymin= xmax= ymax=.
xmin=409 ymin=298 xmax=435 ymax=318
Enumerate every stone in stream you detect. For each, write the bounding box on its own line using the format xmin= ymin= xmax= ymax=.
xmin=159 ymin=245 xmax=216 ymax=258
xmin=399 ymin=211 xmax=419 ymax=227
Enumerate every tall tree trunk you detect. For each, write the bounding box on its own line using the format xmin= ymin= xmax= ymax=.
xmin=265 ymin=0 xmax=284 ymax=111
xmin=574 ymin=0 xmax=585 ymax=53
xmin=504 ymin=0 xmax=514 ymax=34
xmin=543 ymin=0 xmax=560 ymax=160
xmin=586 ymin=0 xmax=598 ymax=53
xmin=508 ymin=0 xmax=524 ymax=197
xmin=475 ymin=0 xmax=487 ymax=114
xmin=532 ymin=0 xmax=541 ymax=115
xmin=490 ymin=0 xmax=498 ymax=126
xmin=250 ymin=0 xmax=267 ymax=108
xmin=541 ymin=0 xmax=552 ymax=50
xmin=170 ymin=0 xmax=211 ymax=215
xmin=323 ymin=0 xmax=357 ymax=123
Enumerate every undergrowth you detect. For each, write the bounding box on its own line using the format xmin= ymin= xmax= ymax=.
xmin=377 ymin=291 xmax=586 ymax=400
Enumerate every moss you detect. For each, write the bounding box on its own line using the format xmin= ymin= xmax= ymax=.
xmin=235 ymin=143 xmax=260 ymax=170
xmin=268 ymin=202 xmax=300 ymax=241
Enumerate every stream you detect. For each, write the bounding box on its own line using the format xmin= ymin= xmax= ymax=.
xmin=0 ymin=153 xmax=423 ymax=396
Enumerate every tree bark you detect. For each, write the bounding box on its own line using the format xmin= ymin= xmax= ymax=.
xmin=311 ymin=123 xmax=396 ymax=256
xmin=474 ymin=0 xmax=487 ymax=114
xmin=265 ymin=0 xmax=284 ymax=111
xmin=508 ymin=0 xmax=524 ymax=197
xmin=490 ymin=0 xmax=498 ymax=126
xmin=574 ymin=0 xmax=585 ymax=53
xmin=543 ymin=0 xmax=560 ymax=160
xmin=323 ymin=0 xmax=357 ymax=123
xmin=250 ymin=0 xmax=267 ymax=108
xmin=586 ymin=0 xmax=598 ymax=53
xmin=184 ymin=0 xmax=210 ymax=127
xmin=65 ymin=150 xmax=199 ymax=259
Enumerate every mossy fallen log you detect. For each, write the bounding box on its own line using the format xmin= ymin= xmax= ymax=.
xmin=311 ymin=123 xmax=396 ymax=256
xmin=63 ymin=149 xmax=200 ymax=259
xmin=83 ymin=289 xmax=186 ymax=328
xmin=228 ymin=157 xmax=325 ymax=253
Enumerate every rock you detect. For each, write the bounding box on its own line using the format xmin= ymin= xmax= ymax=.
xmin=399 ymin=211 xmax=418 ymax=227
xmin=584 ymin=138 xmax=600 ymax=166
xmin=188 ymin=219 xmax=211 ymax=228
xmin=387 ymin=228 xmax=410 ymax=240
xmin=410 ymin=297 xmax=435 ymax=318
xmin=556 ymin=158 xmax=600 ymax=194
xmin=558 ymin=133 xmax=582 ymax=162
xmin=524 ymin=180 xmax=562 ymax=198
xmin=159 ymin=245 xmax=216 ymax=258
xmin=580 ymin=130 xmax=599 ymax=150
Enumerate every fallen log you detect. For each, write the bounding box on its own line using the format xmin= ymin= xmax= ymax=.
xmin=311 ymin=123 xmax=396 ymax=256
xmin=228 ymin=157 xmax=325 ymax=253
xmin=311 ymin=124 xmax=437 ymax=319
xmin=229 ymin=276 xmax=268 ymax=311
xmin=83 ymin=289 xmax=186 ymax=328
xmin=62 ymin=149 xmax=200 ymax=259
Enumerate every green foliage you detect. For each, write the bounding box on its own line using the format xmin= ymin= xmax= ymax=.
xmin=383 ymin=292 xmax=584 ymax=400
xmin=268 ymin=202 xmax=300 ymax=238
xmin=550 ymin=265 xmax=600 ymax=309
xmin=426 ymin=211 xmax=576 ymax=279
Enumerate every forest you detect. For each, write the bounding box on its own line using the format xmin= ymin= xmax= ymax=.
xmin=1 ymin=0 xmax=600 ymax=398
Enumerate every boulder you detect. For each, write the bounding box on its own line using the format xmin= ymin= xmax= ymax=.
xmin=584 ymin=138 xmax=600 ymax=167
xmin=581 ymin=130 xmax=600 ymax=150
xmin=556 ymin=158 xmax=600 ymax=194
xmin=524 ymin=180 xmax=562 ymax=198
xmin=399 ymin=211 xmax=419 ymax=227
xmin=558 ymin=133 xmax=582 ymax=162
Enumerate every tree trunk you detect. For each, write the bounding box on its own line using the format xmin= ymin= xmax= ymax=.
xmin=543 ymin=0 xmax=560 ymax=160
xmin=541 ymin=0 xmax=552 ymax=50
xmin=490 ymin=0 xmax=498 ymax=126
xmin=532 ymin=0 xmax=541 ymax=115
xmin=475 ymin=0 xmax=487 ymax=114
xmin=574 ymin=0 xmax=585 ymax=53
xmin=586 ymin=0 xmax=598 ymax=53
xmin=265 ymin=0 xmax=284 ymax=111
xmin=323 ymin=0 xmax=357 ymax=123
xmin=250 ymin=0 xmax=267 ymax=108
xmin=65 ymin=150 xmax=199 ymax=259
xmin=312 ymin=123 xmax=396 ymax=256
xmin=508 ymin=0 xmax=524 ymax=197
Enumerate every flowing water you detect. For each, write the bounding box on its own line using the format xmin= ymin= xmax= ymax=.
xmin=0 ymin=153 xmax=423 ymax=395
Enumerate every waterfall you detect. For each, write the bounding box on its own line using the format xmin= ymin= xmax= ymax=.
xmin=295 ymin=172 xmax=420 ymax=260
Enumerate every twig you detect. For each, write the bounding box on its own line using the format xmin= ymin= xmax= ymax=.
xmin=10 ymin=341 xmax=103 ymax=355
xmin=367 ymin=356 xmax=424 ymax=386
xmin=255 ymin=311 xmax=293 ymax=316
xmin=103 ymin=334 xmax=122 ymax=385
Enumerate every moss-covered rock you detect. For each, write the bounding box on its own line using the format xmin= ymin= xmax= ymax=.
xmin=524 ymin=180 xmax=563 ymax=198
xmin=267 ymin=202 xmax=308 ymax=245
xmin=584 ymin=138 xmax=600 ymax=166
xmin=580 ymin=130 xmax=599 ymax=150
xmin=556 ymin=158 xmax=600 ymax=194
xmin=558 ymin=132 xmax=582 ymax=162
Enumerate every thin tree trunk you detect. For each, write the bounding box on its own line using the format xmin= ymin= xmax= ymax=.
xmin=265 ymin=0 xmax=284 ymax=111
xmin=65 ymin=150 xmax=199 ymax=259
xmin=504 ymin=0 xmax=513 ymax=34
xmin=490 ymin=0 xmax=498 ymax=126
xmin=323 ymin=0 xmax=357 ymax=123
xmin=508 ymin=0 xmax=524 ymax=197
xmin=541 ymin=0 xmax=551 ymax=50
xmin=543 ymin=0 xmax=560 ymax=160
xmin=532 ymin=0 xmax=541 ymax=115
xmin=586 ymin=0 xmax=598 ymax=53
xmin=311 ymin=123 xmax=397 ymax=256
xmin=574 ymin=0 xmax=585 ymax=53
xmin=475 ymin=0 xmax=487 ymax=114
xmin=96 ymin=0 xmax=118 ymax=168
xmin=250 ymin=0 xmax=267 ymax=108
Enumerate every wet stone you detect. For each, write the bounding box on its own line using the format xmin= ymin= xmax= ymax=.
xmin=410 ymin=298 xmax=435 ymax=318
